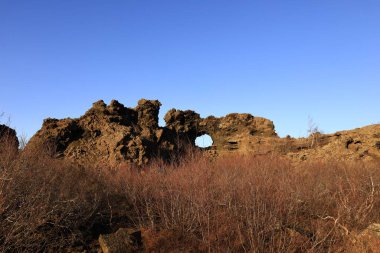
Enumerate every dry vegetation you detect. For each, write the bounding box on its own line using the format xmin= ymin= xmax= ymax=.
xmin=1 ymin=133 xmax=380 ymax=252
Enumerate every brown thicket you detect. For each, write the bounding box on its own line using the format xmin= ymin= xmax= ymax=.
xmin=0 ymin=134 xmax=380 ymax=252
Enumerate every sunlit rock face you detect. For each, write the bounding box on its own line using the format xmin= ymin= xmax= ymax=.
xmin=27 ymin=99 xmax=168 ymax=165
xmin=26 ymin=99 xmax=277 ymax=165
xmin=26 ymin=99 xmax=380 ymax=166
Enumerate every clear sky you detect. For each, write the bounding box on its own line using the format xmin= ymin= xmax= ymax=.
xmin=1 ymin=0 xmax=379 ymax=139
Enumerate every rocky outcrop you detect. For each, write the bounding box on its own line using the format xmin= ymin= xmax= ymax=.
xmin=164 ymin=109 xmax=201 ymax=142
xmin=285 ymin=124 xmax=380 ymax=163
xmin=200 ymin=113 xmax=276 ymax=151
xmin=27 ymin=99 xmax=171 ymax=165
xmin=164 ymin=110 xmax=277 ymax=151
xmin=26 ymin=99 xmax=277 ymax=165
xmin=26 ymin=99 xmax=380 ymax=165
xmin=0 ymin=124 xmax=19 ymax=154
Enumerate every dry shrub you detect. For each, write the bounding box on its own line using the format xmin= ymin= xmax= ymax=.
xmin=1 ymin=138 xmax=380 ymax=252
xmin=0 ymin=142 xmax=130 ymax=252
xmin=122 ymin=154 xmax=380 ymax=252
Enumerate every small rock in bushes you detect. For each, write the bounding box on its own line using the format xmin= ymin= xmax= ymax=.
xmin=99 ymin=228 xmax=142 ymax=253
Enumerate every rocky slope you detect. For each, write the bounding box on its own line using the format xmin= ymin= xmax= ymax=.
xmin=26 ymin=99 xmax=380 ymax=165
xmin=219 ymin=124 xmax=380 ymax=163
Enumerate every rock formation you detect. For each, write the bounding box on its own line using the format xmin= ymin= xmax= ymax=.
xmin=285 ymin=124 xmax=380 ymax=162
xmin=0 ymin=124 xmax=19 ymax=154
xmin=26 ymin=99 xmax=380 ymax=165
xmin=26 ymin=99 xmax=277 ymax=165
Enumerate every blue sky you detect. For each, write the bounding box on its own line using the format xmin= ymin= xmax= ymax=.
xmin=0 ymin=0 xmax=379 ymax=139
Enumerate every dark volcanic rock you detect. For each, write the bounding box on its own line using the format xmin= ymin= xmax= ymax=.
xmin=0 ymin=124 xmax=19 ymax=154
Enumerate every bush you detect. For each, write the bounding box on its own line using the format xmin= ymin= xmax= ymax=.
xmin=0 ymin=144 xmax=129 ymax=252
xmin=0 ymin=138 xmax=379 ymax=252
xmin=124 ymin=155 xmax=380 ymax=252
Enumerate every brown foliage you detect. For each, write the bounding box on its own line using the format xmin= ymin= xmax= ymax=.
xmin=127 ymin=155 xmax=380 ymax=252
xmin=1 ymin=136 xmax=380 ymax=252
xmin=0 ymin=142 xmax=129 ymax=252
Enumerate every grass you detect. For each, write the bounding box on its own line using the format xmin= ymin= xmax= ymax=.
xmin=1 ymin=134 xmax=380 ymax=252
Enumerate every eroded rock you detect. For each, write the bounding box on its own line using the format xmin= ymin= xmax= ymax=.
xmin=27 ymin=99 xmax=170 ymax=165
xmin=26 ymin=99 xmax=278 ymax=165
xmin=26 ymin=99 xmax=380 ymax=165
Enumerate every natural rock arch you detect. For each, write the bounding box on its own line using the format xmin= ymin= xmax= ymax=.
xmin=195 ymin=133 xmax=214 ymax=149
xmin=26 ymin=99 xmax=277 ymax=166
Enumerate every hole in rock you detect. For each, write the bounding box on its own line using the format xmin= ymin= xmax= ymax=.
xmin=195 ymin=134 xmax=213 ymax=148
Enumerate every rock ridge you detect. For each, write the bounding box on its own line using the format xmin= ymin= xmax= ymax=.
xmin=26 ymin=99 xmax=277 ymax=165
xmin=26 ymin=99 xmax=380 ymax=165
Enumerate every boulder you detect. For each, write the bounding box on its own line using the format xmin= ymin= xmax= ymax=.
xmin=99 ymin=228 xmax=142 ymax=253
